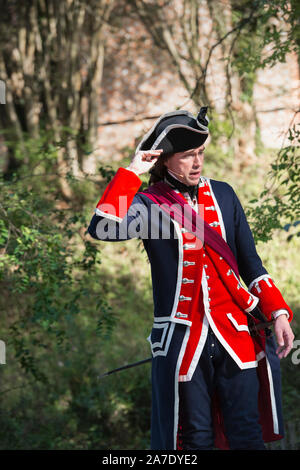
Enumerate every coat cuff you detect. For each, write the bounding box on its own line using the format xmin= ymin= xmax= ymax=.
xmin=271 ymin=309 xmax=289 ymax=320
xmin=248 ymin=275 xmax=293 ymax=322
xmin=96 ymin=167 xmax=142 ymax=221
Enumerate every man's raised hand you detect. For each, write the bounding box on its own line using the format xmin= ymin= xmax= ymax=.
xmin=126 ymin=149 xmax=163 ymax=175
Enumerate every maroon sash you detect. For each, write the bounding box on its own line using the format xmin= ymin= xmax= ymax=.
xmin=140 ymin=181 xmax=239 ymax=277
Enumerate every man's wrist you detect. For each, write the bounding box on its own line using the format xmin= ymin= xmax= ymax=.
xmin=125 ymin=166 xmax=141 ymax=176
xmin=272 ymin=309 xmax=289 ymax=320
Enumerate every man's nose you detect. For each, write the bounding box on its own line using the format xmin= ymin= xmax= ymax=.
xmin=193 ymin=153 xmax=203 ymax=166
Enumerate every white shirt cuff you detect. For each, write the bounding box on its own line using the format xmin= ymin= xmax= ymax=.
xmin=272 ymin=309 xmax=289 ymax=320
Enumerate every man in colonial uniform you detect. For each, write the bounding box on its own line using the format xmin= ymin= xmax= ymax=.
xmin=88 ymin=107 xmax=294 ymax=450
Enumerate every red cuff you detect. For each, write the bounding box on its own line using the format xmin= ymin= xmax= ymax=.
xmin=96 ymin=168 xmax=142 ymax=220
xmin=249 ymin=275 xmax=293 ymax=322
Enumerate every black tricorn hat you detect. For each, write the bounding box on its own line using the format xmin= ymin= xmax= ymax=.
xmin=136 ymin=107 xmax=209 ymax=157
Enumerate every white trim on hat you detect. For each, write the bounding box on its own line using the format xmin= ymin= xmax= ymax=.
xmin=151 ymin=123 xmax=208 ymax=151
xmin=136 ymin=109 xmax=208 ymax=153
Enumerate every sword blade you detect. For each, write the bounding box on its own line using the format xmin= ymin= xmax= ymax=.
xmin=98 ymin=357 xmax=152 ymax=379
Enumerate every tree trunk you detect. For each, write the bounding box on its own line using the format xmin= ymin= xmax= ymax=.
xmin=0 ymin=0 xmax=115 ymax=198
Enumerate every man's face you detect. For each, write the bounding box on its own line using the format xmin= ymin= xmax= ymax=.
xmin=164 ymin=145 xmax=205 ymax=186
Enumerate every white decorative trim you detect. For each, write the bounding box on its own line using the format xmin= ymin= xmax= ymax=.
xmin=245 ymin=295 xmax=259 ymax=313
xmin=95 ymin=207 xmax=122 ymax=223
xmin=202 ymin=270 xmax=257 ymax=370
xmin=183 ymin=243 xmax=196 ymax=249
xmin=168 ymin=222 xmax=192 ymax=327
xmin=148 ymin=322 xmax=169 ymax=349
xmin=182 ymin=278 xmax=194 ymax=284
xmin=175 ymin=312 xmax=188 ymax=318
xmin=153 ymin=315 xmax=173 ymax=322
xmin=173 ymin=326 xmax=191 ymax=450
xmin=179 ymin=295 xmax=192 ymax=301
xmin=206 ymin=179 xmax=227 ymax=242
xmin=183 ymin=261 xmax=195 ymax=267
xmin=227 ymin=313 xmax=250 ymax=333
xmin=272 ymin=309 xmax=289 ymax=320
xmin=178 ymin=315 xmax=209 ymax=382
xmin=170 ymin=220 xmax=183 ymax=321
xmin=171 ymin=317 xmax=192 ymax=327
xmin=148 ymin=322 xmax=176 ymax=358
xmin=266 ymin=358 xmax=279 ymax=434
xmin=248 ymin=274 xmax=272 ymax=292
xmin=152 ymin=124 xmax=208 ymax=150
xmin=256 ymin=351 xmax=266 ymax=361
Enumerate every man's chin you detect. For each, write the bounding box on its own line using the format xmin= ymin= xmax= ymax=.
xmin=187 ymin=175 xmax=201 ymax=186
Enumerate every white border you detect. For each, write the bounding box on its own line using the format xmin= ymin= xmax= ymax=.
xmin=202 ymin=269 xmax=257 ymax=370
xmin=266 ymin=358 xmax=279 ymax=434
xmin=248 ymin=274 xmax=272 ymax=292
xmin=206 ymin=178 xmax=227 ymax=241
xmin=169 ymin=221 xmax=192 ymax=327
xmin=148 ymin=322 xmax=176 ymax=358
xmin=178 ymin=315 xmax=209 ymax=382
xmin=227 ymin=313 xmax=250 ymax=333
xmin=152 ymin=124 xmax=208 ymax=150
xmin=95 ymin=207 xmax=122 ymax=223
xmin=173 ymin=326 xmax=191 ymax=449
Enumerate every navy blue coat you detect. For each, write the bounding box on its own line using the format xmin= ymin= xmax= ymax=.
xmin=88 ymin=172 xmax=286 ymax=449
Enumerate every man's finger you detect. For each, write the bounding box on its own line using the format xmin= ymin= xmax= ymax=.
xmin=276 ymin=329 xmax=284 ymax=353
xmin=276 ymin=330 xmax=294 ymax=358
xmin=282 ymin=332 xmax=294 ymax=358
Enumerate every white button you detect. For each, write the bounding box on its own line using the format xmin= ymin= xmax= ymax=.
xmin=185 ymin=261 xmax=195 ymax=266
xmin=179 ymin=295 xmax=192 ymax=301
xmin=176 ymin=312 xmax=188 ymax=318
xmin=182 ymin=278 xmax=194 ymax=284
xmin=204 ymin=264 xmax=208 ymax=268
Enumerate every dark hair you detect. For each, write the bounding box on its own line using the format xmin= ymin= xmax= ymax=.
xmin=148 ymin=152 xmax=173 ymax=185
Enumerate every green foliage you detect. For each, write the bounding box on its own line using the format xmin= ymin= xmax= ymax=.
xmin=0 ymin=131 xmax=154 ymax=450
xmin=0 ymin=0 xmax=299 ymax=450
xmin=231 ymin=0 xmax=300 ymax=73
xmin=246 ymin=124 xmax=300 ymax=242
